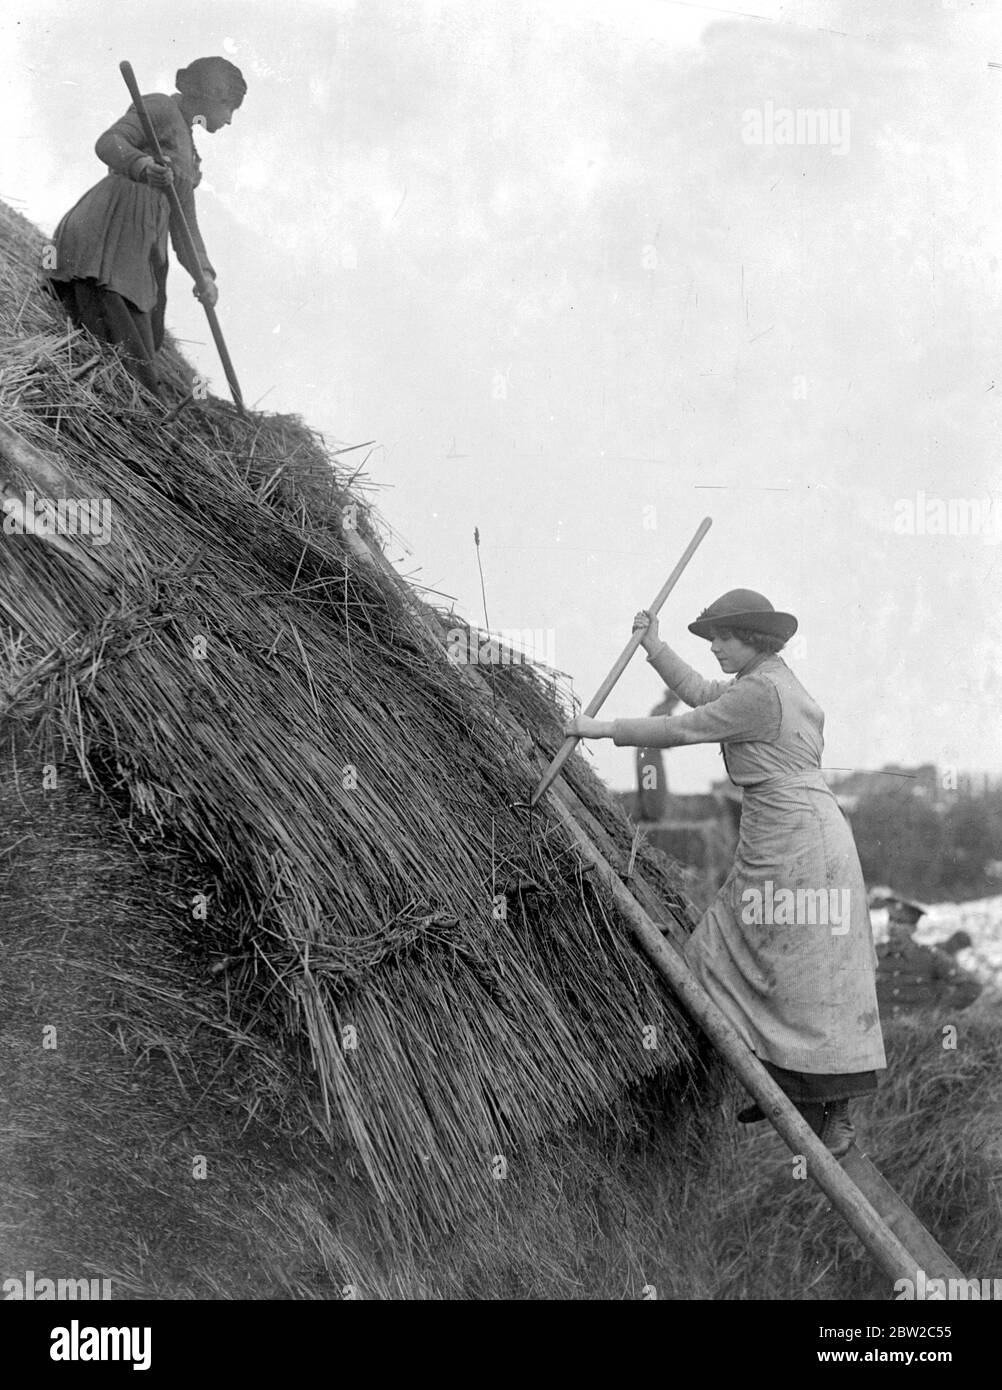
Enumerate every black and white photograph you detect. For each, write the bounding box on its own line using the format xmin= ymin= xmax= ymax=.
xmin=1 ymin=0 xmax=999 ymax=1347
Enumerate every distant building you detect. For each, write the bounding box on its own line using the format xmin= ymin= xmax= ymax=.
xmin=827 ymin=763 xmax=999 ymax=810
xmin=830 ymin=763 xmax=940 ymax=807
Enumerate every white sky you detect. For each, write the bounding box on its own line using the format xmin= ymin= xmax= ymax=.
xmin=3 ymin=0 xmax=1001 ymax=792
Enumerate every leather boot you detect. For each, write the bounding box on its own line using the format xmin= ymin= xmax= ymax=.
xmin=736 ymin=1098 xmax=855 ymax=1156
xmin=818 ymin=1098 xmax=855 ymax=1158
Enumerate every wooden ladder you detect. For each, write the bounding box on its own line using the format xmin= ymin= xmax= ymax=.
xmin=344 ymin=522 xmax=967 ymax=1293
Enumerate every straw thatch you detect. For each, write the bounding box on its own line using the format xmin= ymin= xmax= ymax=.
xmin=0 ymin=197 xmax=701 ymax=1242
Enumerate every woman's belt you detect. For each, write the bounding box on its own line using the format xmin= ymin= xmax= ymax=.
xmin=742 ymin=771 xmax=831 ymax=794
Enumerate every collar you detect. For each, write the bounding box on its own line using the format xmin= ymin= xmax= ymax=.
xmin=171 ymin=93 xmax=197 ymax=136
xmin=736 ymin=651 xmax=775 ymax=680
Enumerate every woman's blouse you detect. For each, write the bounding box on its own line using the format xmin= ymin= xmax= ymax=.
xmin=611 ymin=641 xmax=827 ymax=787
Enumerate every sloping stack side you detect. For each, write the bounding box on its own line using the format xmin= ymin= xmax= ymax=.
xmin=0 ymin=198 xmax=699 ymax=1240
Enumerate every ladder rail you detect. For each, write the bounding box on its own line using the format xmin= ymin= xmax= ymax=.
xmin=344 ymin=522 xmax=966 ymax=1291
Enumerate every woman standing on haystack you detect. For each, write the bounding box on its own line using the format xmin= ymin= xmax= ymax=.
xmin=566 ymin=589 xmax=886 ymax=1156
xmin=46 ymin=56 xmax=246 ymax=398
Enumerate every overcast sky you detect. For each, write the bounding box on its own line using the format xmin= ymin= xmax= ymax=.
xmin=4 ymin=0 xmax=1001 ymax=792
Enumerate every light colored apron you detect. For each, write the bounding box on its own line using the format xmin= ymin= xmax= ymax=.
xmin=684 ymin=768 xmax=886 ymax=1074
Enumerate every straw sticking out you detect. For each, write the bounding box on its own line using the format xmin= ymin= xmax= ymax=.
xmin=0 ymin=197 xmax=699 ymax=1241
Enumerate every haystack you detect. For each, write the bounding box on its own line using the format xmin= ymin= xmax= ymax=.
xmin=0 ymin=196 xmax=702 ymax=1246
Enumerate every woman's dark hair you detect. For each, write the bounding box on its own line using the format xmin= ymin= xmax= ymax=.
xmin=710 ymin=625 xmax=787 ymax=654
xmin=176 ymin=57 xmax=248 ymax=108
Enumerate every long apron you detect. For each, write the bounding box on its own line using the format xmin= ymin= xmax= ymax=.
xmin=684 ymin=768 xmax=886 ymax=1075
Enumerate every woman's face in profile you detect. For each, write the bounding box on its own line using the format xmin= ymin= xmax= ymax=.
xmin=194 ymin=99 xmax=236 ymax=133
xmin=708 ymin=628 xmax=758 ymax=674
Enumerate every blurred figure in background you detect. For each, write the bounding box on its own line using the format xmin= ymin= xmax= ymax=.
xmin=635 ymin=688 xmax=680 ymax=821
xmin=940 ymin=929 xmax=974 ymax=958
xmin=874 ymin=895 xmax=982 ymax=1019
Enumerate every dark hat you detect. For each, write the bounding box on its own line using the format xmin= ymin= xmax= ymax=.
xmin=176 ymin=57 xmax=248 ymax=107
xmin=688 ymin=589 xmax=798 ymax=642
xmin=883 ymin=894 xmax=928 ymax=921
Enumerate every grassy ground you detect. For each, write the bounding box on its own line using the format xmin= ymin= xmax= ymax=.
xmin=3 ymin=751 xmax=999 ymax=1298
xmin=711 ymin=1003 xmax=1002 ymax=1299
xmin=456 ymin=1001 xmax=1002 ymax=1301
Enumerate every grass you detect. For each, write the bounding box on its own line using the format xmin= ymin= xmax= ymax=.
xmin=710 ymin=1004 xmax=1002 ymax=1298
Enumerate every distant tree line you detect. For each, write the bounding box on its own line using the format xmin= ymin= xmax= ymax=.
xmin=850 ymin=784 xmax=1002 ymax=902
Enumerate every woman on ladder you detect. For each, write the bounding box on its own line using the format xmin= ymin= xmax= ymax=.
xmin=46 ymin=56 xmax=246 ymax=398
xmin=566 ymin=588 xmax=886 ymax=1156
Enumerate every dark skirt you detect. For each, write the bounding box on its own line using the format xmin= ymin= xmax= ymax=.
xmin=52 ymin=266 xmax=166 ymax=398
xmin=761 ymin=1059 xmax=878 ymax=1103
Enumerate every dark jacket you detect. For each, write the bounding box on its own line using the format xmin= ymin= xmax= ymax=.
xmin=48 ymin=94 xmax=213 ymax=312
xmin=876 ymin=937 xmax=981 ymax=1017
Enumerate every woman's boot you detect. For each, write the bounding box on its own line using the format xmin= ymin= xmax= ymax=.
xmin=737 ymin=1098 xmax=855 ymax=1156
xmin=818 ymin=1098 xmax=855 ymax=1157
xmin=796 ymin=1099 xmax=854 ymax=1156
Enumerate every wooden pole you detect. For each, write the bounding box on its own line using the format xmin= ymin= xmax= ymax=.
xmin=549 ymin=796 xmax=939 ymax=1287
xmin=343 ymin=521 xmax=960 ymax=1288
xmin=530 ymin=515 xmax=712 ymax=807
xmin=118 ymin=61 xmax=246 ymax=415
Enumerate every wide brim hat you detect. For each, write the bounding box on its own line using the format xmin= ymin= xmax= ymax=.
xmin=688 ymin=588 xmax=798 ymax=642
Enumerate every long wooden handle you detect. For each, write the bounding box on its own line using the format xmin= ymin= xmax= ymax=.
xmin=530 ymin=516 xmax=712 ymax=807
xmin=119 ymin=61 xmax=246 ymax=415
xmin=549 ymin=796 xmax=939 ymax=1287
